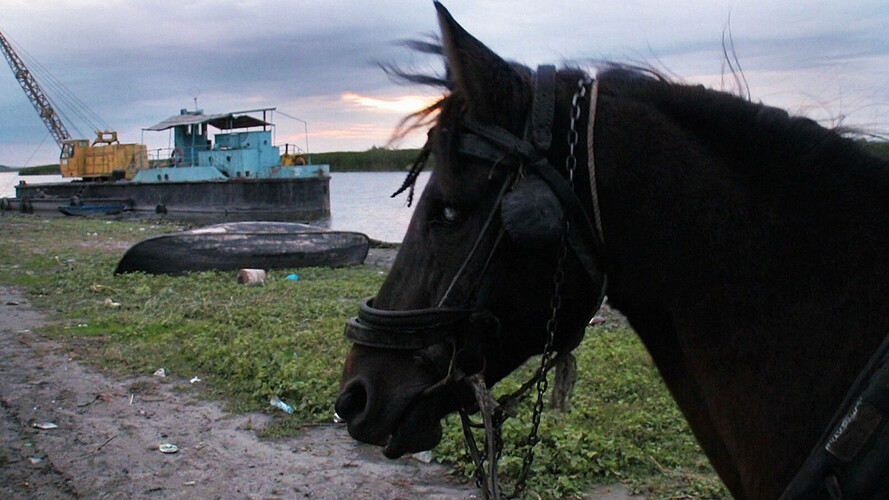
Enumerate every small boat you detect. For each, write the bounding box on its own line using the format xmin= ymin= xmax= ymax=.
xmin=114 ymin=222 xmax=369 ymax=275
xmin=58 ymin=202 xmax=128 ymax=216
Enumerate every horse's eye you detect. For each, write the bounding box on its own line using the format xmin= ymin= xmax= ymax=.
xmin=443 ymin=206 xmax=459 ymax=223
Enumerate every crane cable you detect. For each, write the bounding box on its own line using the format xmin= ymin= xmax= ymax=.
xmin=5 ymin=31 xmax=109 ymax=138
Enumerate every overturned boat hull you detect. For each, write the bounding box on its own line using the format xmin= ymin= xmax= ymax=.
xmin=115 ymin=222 xmax=369 ymax=275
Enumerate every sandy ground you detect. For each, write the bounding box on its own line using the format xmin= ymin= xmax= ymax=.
xmin=0 ymin=248 xmax=636 ymax=499
xmin=0 ymin=252 xmax=479 ymax=499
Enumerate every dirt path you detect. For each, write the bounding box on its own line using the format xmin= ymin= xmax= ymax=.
xmin=0 ymin=285 xmax=477 ymax=499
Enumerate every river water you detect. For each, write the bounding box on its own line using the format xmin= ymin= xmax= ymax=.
xmin=0 ymin=170 xmax=429 ymax=243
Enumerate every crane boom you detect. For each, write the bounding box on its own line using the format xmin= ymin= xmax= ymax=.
xmin=0 ymin=29 xmax=71 ymax=148
xmin=0 ymin=27 xmax=146 ymax=179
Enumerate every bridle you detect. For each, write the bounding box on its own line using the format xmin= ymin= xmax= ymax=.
xmin=344 ymin=65 xmax=607 ymax=498
xmin=345 ymin=65 xmax=604 ymax=350
xmin=345 ymin=65 xmax=606 ymax=498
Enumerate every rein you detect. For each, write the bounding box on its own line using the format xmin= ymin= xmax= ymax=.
xmin=781 ymin=332 xmax=889 ymax=498
xmin=344 ymin=66 xmax=606 ymax=498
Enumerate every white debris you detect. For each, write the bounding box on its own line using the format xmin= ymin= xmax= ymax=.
xmin=158 ymin=443 xmax=179 ymax=454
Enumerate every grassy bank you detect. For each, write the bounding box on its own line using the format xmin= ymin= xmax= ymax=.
xmin=0 ymin=214 xmax=725 ymax=498
xmin=312 ymin=147 xmax=428 ymax=172
xmin=864 ymin=140 xmax=889 ymax=157
xmin=17 ymin=163 xmax=60 ymax=175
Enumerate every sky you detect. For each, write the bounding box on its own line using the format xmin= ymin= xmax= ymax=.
xmin=0 ymin=0 xmax=887 ymax=167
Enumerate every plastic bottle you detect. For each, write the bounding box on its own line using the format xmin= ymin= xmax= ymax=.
xmin=270 ymin=396 xmax=294 ymax=414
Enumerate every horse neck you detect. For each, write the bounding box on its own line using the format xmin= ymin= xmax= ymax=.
xmin=592 ymin=87 xmax=889 ymax=497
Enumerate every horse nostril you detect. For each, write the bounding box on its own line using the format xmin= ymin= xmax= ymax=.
xmin=335 ymin=379 xmax=369 ymax=423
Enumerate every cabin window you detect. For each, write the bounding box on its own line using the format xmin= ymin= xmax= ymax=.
xmin=245 ymin=171 xmax=251 ymax=177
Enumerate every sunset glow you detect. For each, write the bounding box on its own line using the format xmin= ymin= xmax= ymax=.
xmin=341 ymin=93 xmax=439 ymax=114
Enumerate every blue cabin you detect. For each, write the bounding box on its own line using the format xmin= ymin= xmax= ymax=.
xmin=135 ymin=107 xmax=329 ymax=182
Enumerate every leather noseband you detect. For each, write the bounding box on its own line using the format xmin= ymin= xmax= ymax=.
xmin=345 ymin=297 xmax=474 ymax=350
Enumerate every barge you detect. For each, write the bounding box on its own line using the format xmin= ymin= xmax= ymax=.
xmin=5 ymin=108 xmax=330 ymax=221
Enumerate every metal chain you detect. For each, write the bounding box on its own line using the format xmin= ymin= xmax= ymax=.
xmin=509 ymin=77 xmax=590 ymax=499
xmin=509 ymin=232 xmax=567 ymax=498
xmin=566 ymin=78 xmax=589 ymax=184
xmin=461 ymin=77 xmax=590 ymax=500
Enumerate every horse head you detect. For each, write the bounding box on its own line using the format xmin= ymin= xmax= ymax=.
xmin=336 ymin=2 xmax=605 ymax=459
xmin=336 ymin=3 xmax=889 ymax=498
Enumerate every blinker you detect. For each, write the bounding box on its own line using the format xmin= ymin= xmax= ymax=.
xmin=500 ymin=172 xmax=564 ymax=248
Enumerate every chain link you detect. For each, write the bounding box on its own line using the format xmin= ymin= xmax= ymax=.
xmin=508 ymin=77 xmax=590 ymax=499
xmin=566 ymin=79 xmax=588 ymax=185
xmin=464 ymin=77 xmax=590 ymax=500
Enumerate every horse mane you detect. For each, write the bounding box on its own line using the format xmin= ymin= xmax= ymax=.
xmin=385 ymin=40 xmax=531 ymax=206
xmin=387 ymin=48 xmax=889 ymax=206
xmin=596 ymin=66 xmax=889 ymax=180
xmin=381 ymin=40 xmax=452 ymax=205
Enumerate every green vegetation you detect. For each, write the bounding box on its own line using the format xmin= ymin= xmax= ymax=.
xmin=439 ymin=328 xmax=728 ymax=498
xmin=862 ymin=140 xmax=889 ymax=157
xmin=312 ymin=146 xmax=428 ymax=172
xmin=0 ymin=214 xmax=725 ymax=498
xmin=18 ymin=163 xmax=60 ymax=175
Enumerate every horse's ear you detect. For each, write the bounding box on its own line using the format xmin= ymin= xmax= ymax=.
xmin=435 ymin=2 xmax=526 ymax=126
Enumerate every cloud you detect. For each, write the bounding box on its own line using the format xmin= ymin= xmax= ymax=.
xmin=1 ymin=0 xmax=888 ymax=165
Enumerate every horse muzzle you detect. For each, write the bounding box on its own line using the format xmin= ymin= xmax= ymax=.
xmin=338 ymin=296 xmax=500 ymax=454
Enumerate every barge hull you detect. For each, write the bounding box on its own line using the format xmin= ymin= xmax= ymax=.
xmin=9 ymin=176 xmax=330 ymax=221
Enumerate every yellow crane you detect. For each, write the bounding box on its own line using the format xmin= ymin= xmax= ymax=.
xmin=0 ymin=29 xmax=146 ymax=179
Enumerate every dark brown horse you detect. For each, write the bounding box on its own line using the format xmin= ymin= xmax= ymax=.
xmin=336 ymin=3 xmax=889 ymax=498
